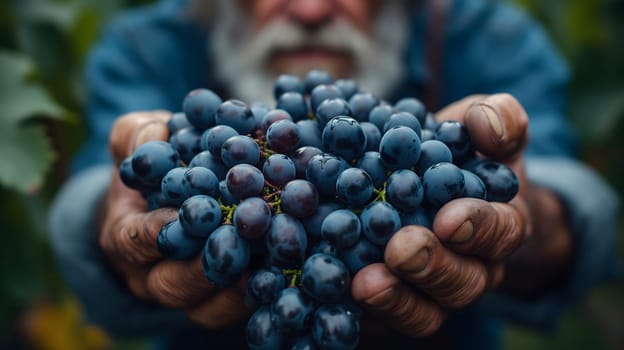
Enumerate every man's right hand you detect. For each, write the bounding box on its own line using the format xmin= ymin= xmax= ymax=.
xmin=99 ymin=111 xmax=250 ymax=329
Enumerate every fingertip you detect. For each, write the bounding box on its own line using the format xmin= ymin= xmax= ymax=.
xmin=433 ymin=198 xmax=484 ymax=243
xmin=384 ymin=226 xmax=436 ymax=276
xmin=351 ymin=263 xmax=398 ymax=303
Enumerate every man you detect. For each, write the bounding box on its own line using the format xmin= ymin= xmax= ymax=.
xmin=49 ymin=0 xmax=619 ymax=349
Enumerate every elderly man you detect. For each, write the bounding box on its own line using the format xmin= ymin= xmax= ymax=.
xmin=49 ymin=0 xmax=619 ymax=349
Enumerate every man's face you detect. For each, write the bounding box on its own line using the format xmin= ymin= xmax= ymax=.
xmin=211 ymin=0 xmax=408 ymax=103
xmin=237 ymin=0 xmax=380 ymax=78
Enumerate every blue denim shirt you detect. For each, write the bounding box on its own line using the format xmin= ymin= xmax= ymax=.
xmin=49 ymin=0 xmax=620 ymax=349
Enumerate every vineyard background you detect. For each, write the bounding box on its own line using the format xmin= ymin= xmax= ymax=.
xmin=0 ymin=0 xmax=622 ymax=349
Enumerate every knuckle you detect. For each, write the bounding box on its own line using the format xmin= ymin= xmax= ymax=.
xmin=147 ymin=268 xmax=187 ymax=307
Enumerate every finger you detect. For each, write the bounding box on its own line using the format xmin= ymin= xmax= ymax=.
xmin=432 ymin=198 xmax=528 ymax=262
xmin=186 ymin=288 xmax=251 ymax=330
xmin=352 ymin=263 xmax=446 ymax=336
xmin=434 ymin=94 xmax=486 ymax=123
xmin=110 ymin=111 xmax=171 ymax=166
xmin=147 ymin=255 xmax=217 ymax=308
xmin=463 ymin=93 xmax=528 ymax=161
xmin=384 ymin=227 xmax=490 ymax=309
xmin=102 ymin=207 xmax=178 ymax=266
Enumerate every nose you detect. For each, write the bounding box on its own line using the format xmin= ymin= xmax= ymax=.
xmin=286 ymin=0 xmax=335 ymax=29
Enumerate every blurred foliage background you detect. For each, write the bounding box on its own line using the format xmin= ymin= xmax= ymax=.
xmin=0 ymin=0 xmax=622 ymax=349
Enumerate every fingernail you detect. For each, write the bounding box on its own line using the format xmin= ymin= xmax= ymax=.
xmin=481 ymin=106 xmax=503 ymax=139
xmin=397 ymin=247 xmax=431 ymax=275
xmin=449 ymin=220 xmax=473 ymax=244
xmin=134 ymin=122 xmax=166 ymax=150
xmin=128 ymin=228 xmax=138 ymax=239
xmin=363 ymin=286 xmax=395 ymax=308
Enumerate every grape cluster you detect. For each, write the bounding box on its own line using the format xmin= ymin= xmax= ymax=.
xmin=119 ymin=70 xmax=519 ymax=349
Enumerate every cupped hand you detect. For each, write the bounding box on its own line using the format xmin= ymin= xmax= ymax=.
xmin=352 ymin=94 xmax=572 ymax=336
xmin=99 ymin=111 xmax=250 ymax=329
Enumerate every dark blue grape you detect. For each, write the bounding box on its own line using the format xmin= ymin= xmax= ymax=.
xmin=394 ymin=97 xmax=426 ymax=125
xmin=247 ymin=267 xmax=286 ymax=305
xmin=215 ymin=99 xmax=255 ymax=134
xmin=310 ymin=85 xmax=344 ymax=115
xmin=169 ymin=127 xmax=201 ymax=164
xmin=145 ymin=190 xmax=177 ymax=210
xmin=200 ymin=124 xmax=238 ymax=158
xmin=263 ymin=154 xmax=296 ymax=187
xmin=400 ymin=208 xmax=433 ymax=230
xmin=335 ymin=168 xmax=373 ymax=207
xmin=321 ymin=209 xmax=361 ymax=249
xmin=435 ymin=120 xmax=473 ymax=162
xmin=251 ymin=102 xmax=271 ymax=132
xmin=221 ymin=135 xmax=261 ymax=168
xmin=383 ymin=111 xmax=422 ymax=136
xmin=219 ymin=180 xmax=239 ymax=205
xmin=266 ymin=214 xmax=308 ymax=267
xmin=266 ymin=119 xmax=301 ymax=155
xmin=340 ymin=237 xmax=383 ymax=274
xmin=420 ymin=129 xmax=435 ymax=142
xmin=226 ymin=164 xmax=265 ymax=199
xmin=322 ymin=117 xmax=366 ymax=161
xmin=288 ymin=335 xmax=318 ymax=350
xmin=360 ymin=122 xmax=381 ymax=152
xmin=247 ymin=306 xmax=284 ymax=350
xmin=274 ymin=74 xmax=306 ymax=99
xmin=182 ymin=89 xmax=222 ymax=130
xmin=262 ymin=109 xmax=293 ymax=133
xmin=272 ymin=287 xmax=314 ymax=332
xmin=179 ymin=195 xmax=222 ymax=238
xmin=422 ymin=162 xmax=465 ymax=208
xmin=305 ymin=70 xmax=333 ymax=94
xmin=157 ymin=219 xmax=202 ymax=260
xmin=355 ymin=152 xmax=388 ymax=189
xmin=461 ymin=169 xmax=487 ymax=200
xmin=303 ymin=202 xmax=344 ymax=241
xmin=348 ymin=92 xmax=380 ymax=122
xmin=181 ymin=166 xmax=219 ymax=198
xmin=306 ymin=154 xmax=350 ymax=199
xmin=469 ymin=160 xmax=518 ymax=202
xmin=119 ymin=156 xmax=146 ymax=190
xmin=296 ymin=120 xmax=324 ymax=148
xmin=360 ymin=201 xmax=401 ymax=246
xmin=189 ymin=151 xmax=227 ymax=180
xmin=277 ymin=92 xmax=308 ymax=122
xmin=132 ymin=141 xmax=180 ymax=185
xmin=301 ymin=253 xmax=351 ymax=303
xmin=292 ymin=146 xmax=323 ymax=179
xmin=160 ymin=167 xmax=188 ymax=206
xmin=202 ymin=224 xmax=250 ymax=287
xmin=334 ymin=79 xmax=358 ymax=100
xmin=281 ymin=180 xmax=319 ymax=218
xmin=234 ymin=197 xmax=272 ymax=239
xmin=312 ymin=305 xmax=360 ymax=350
xmin=310 ymin=240 xmax=340 ymax=258
xmin=423 ymin=112 xmax=438 ymax=131
xmin=414 ymin=140 xmax=453 ymax=176
xmin=315 ymin=98 xmax=352 ymax=128
xmin=386 ymin=169 xmax=424 ymax=212
xmin=379 ymin=126 xmax=421 ymax=170
xmin=167 ymin=112 xmax=192 ymax=134
xmin=368 ymin=104 xmax=395 ymax=131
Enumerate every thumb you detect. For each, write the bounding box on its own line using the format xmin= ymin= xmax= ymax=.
xmin=463 ymin=94 xmax=528 ymax=162
xmin=110 ymin=111 xmax=172 ymax=166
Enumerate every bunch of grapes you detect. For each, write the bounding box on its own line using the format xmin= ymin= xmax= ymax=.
xmin=119 ymin=70 xmax=518 ymax=349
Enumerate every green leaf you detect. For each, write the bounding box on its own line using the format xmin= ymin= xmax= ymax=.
xmin=0 ymin=124 xmax=56 ymax=194
xmin=0 ymin=50 xmax=66 ymax=193
xmin=0 ymin=50 xmax=65 ymax=124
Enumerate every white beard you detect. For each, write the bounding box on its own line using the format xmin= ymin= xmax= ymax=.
xmin=209 ymin=0 xmax=409 ymax=105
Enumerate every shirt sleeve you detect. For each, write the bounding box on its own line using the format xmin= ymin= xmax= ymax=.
xmin=49 ymin=1 xmax=208 ymax=335
xmin=440 ymin=0 xmax=620 ymax=329
xmin=48 ymin=165 xmax=194 ymax=336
